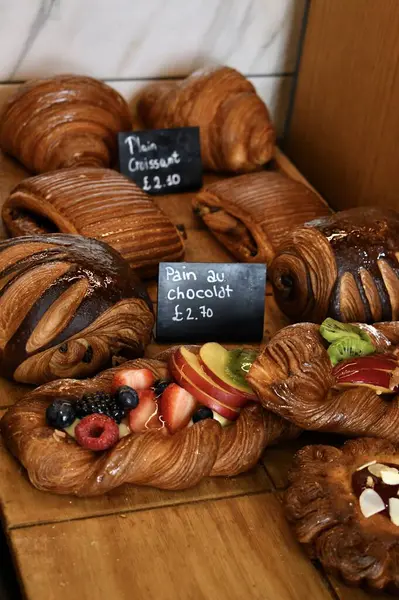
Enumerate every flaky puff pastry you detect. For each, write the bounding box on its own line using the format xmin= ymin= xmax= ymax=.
xmin=137 ymin=66 xmax=275 ymax=173
xmin=0 ymin=357 xmax=298 ymax=496
xmin=0 ymin=75 xmax=132 ymax=173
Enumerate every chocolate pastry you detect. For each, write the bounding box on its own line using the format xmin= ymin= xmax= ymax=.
xmin=0 ymin=234 xmax=154 ymax=384
xmin=2 ymin=167 xmax=185 ymax=277
xmin=247 ymin=320 xmax=399 ymax=442
xmin=285 ymin=438 xmax=399 ymax=592
xmin=270 ymin=207 xmax=399 ymax=323
xmin=0 ymin=75 xmax=131 ymax=173
xmin=137 ymin=66 xmax=275 ymax=173
xmin=0 ymin=357 xmax=298 ymax=496
xmin=192 ymin=171 xmax=331 ymax=264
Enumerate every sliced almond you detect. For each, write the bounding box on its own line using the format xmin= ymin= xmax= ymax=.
xmin=381 ymin=468 xmax=399 ymax=485
xmin=366 ymin=476 xmax=375 ymax=488
xmin=359 ymin=488 xmax=385 ymax=518
xmin=356 ymin=460 xmax=377 ymax=471
xmin=368 ymin=463 xmax=392 ymax=478
xmin=389 ymin=497 xmax=399 ymax=526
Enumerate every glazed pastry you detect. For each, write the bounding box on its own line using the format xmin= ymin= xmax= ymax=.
xmin=247 ymin=319 xmax=399 ymax=442
xmin=2 ymin=167 xmax=185 ymax=277
xmin=192 ymin=171 xmax=331 ymax=264
xmin=285 ymin=438 xmax=399 ymax=592
xmin=0 ymin=354 xmax=298 ymax=496
xmin=137 ymin=66 xmax=275 ymax=173
xmin=0 ymin=75 xmax=131 ymax=173
xmin=270 ymin=207 xmax=399 ymax=323
xmin=0 ymin=234 xmax=154 ymax=384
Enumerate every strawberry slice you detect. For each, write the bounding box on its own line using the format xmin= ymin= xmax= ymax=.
xmin=128 ymin=389 xmax=163 ymax=433
xmin=112 ymin=368 xmax=155 ymax=394
xmin=160 ymin=383 xmax=197 ymax=434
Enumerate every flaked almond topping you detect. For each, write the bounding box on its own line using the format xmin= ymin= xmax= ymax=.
xmin=359 ymin=488 xmax=385 ymax=518
xmin=356 ymin=460 xmax=377 ymax=471
xmin=368 ymin=462 xmax=391 ymax=478
xmin=381 ymin=468 xmax=399 ymax=485
xmin=389 ymin=497 xmax=399 ymax=526
xmin=366 ymin=476 xmax=375 ymax=488
xmin=52 ymin=429 xmax=66 ymax=442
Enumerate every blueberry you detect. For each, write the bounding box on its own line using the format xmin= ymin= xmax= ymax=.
xmin=115 ymin=386 xmax=139 ymax=410
xmin=153 ymin=379 xmax=171 ymax=397
xmin=192 ymin=406 xmax=214 ymax=423
xmin=46 ymin=398 xmax=76 ymax=429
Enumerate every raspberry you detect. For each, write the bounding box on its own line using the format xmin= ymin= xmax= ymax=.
xmin=75 ymin=414 xmax=119 ymax=451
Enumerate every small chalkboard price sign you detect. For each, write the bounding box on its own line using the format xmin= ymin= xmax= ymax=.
xmin=118 ymin=127 xmax=202 ymax=195
xmin=156 ymin=262 xmax=267 ymax=343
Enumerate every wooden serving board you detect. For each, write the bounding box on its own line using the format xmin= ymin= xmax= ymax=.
xmin=0 ymin=151 xmax=384 ymax=600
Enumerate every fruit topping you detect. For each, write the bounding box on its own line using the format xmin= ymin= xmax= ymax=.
xmin=64 ymin=418 xmax=80 ymax=438
xmin=319 ymin=318 xmax=376 ymax=366
xmin=118 ymin=419 xmax=131 ymax=438
xmin=46 ymin=398 xmax=76 ymax=429
xmin=153 ymin=379 xmax=171 ymax=398
xmin=75 ymin=391 xmax=124 ymax=423
xmin=111 ymin=368 xmax=155 ymax=394
xmin=75 ymin=414 xmax=119 ymax=451
xmin=211 ymin=412 xmax=232 ymax=427
xmin=199 ymin=342 xmax=257 ymax=398
xmin=192 ymin=406 xmax=214 ymax=423
xmin=115 ymin=386 xmax=139 ymax=410
xmin=320 ymin=318 xmax=369 ymax=343
xmin=160 ymin=383 xmax=197 ymax=434
xmin=128 ymin=389 xmax=163 ymax=433
xmin=332 ymin=354 xmax=399 ymax=394
xmin=359 ymin=488 xmax=385 ymax=518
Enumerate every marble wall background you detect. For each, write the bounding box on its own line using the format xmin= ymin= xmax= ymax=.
xmin=0 ymin=0 xmax=308 ymax=136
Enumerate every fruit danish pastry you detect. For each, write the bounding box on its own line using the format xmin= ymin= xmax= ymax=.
xmin=270 ymin=207 xmax=399 ymax=323
xmin=192 ymin=171 xmax=331 ymax=264
xmin=285 ymin=438 xmax=399 ymax=592
xmin=137 ymin=66 xmax=275 ymax=173
xmin=0 ymin=234 xmax=153 ymax=384
xmin=0 ymin=75 xmax=131 ymax=173
xmin=0 ymin=345 xmax=299 ymax=496
xmin=2 ymin=167 xmax=185 ymax=277
xmin=248 ymin=318 xmax=399 ymax=442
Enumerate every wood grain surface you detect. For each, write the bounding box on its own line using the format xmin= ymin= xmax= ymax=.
xmin=285 ymin=0 xmax=399 ymax=212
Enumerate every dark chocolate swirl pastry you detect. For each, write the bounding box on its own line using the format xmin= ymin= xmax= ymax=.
xmin=0 ymin=75 xmax=132 ymax=173
xmin=0 ymin=234 xmax=154 ymax=384
xmin=270 ymin=208 xmax=399 ymax=323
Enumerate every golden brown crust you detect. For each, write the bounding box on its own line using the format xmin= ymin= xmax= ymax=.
xmin=137 ymin=66 xmax=275 ymax=173
xmin=192 ymin=171 xmax=331 ymax=264
xmin=0 ymin=358 xmax=298 ymax=496
xmin=285 ymin=438 xmax=399 ymax=592
xmin=270 ymin=207 xmax=399 ymax=323
xmin=248 ymin=321 xmax=399 ymax=442
xmin=2 ymin=167 xmax=185 ymax=277
xmin=0 ymin=75 xmax=132 ymax=173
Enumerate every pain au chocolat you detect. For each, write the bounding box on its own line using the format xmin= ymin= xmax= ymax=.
xmin=270 ymin=207 xmax=399 ymax=323
xmin=2 ymin=167 xmax=185 ymax=277
xmin=192 ymin=171 xmax=331 ymax=264
xmin=0 ymin=234 xmax=154 ymax=384
xmin=137 ymin=66 xmax=275 ymax=173
xmin=0 ymin=75 xmax=131 ymax=173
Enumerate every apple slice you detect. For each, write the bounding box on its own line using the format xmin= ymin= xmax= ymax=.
xmin=199 ymin=342 xmax=257 ymax=400
xmin=169 ymin=352 xmax=239 ymax=421
xmin=173 ymin=346 xmax=248 ymax=408
xmin=333 ymin=354 xmax=399 ymax=394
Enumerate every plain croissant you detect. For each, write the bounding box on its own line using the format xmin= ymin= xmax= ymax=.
xmin=137 ymin=66 xmax=275 ymax=173
xmin=0 ymin=75 xmax=132 ymax=173
xmin=192 ymin=171 xmax=331 ymax=264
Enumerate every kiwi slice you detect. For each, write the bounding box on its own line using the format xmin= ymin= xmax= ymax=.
xmin=320 ymin=318 xmax=368 ymax=343
xmin=226 ymin=349 xmax=258 ymax=387
xmin=327 ymin=336 xmax=376 ymax=366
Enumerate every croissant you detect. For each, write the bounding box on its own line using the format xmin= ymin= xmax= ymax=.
xmin=137 ymin=66 xmax=275 ymax=173
xmin=2 ymin=167 xmax=185 ymax=277
xmin=0 ymin=234 xmax=154 ymax=384
xmin=270 ymin=207 xmax=399 ymax=323
xmin=247 ymin=320 xmax=399 ymax=442
xmin=0 ymin=357 xmax=298 ymax=496
xmin=285 ymin=438 xmax=399 ymax=592
xmin=192 ymin=171 xmax=331 ymax=263
xmin=0 ymin=75 xmax=132 ymax=173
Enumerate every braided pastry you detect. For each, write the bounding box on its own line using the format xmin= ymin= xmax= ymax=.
xmin=285 ymin=438 xmax=399 ymax=592
xmin=2 ymin=167 xmax=185 ymax=277
xmin=192 ymin=171 xmax=331 ymax=264
xmin=247 ymin=321 xmax=399 ymax=442
xmin=0 ymin=357 xmax=298 ymax=496
xmin=270 ymin=207 xmax=399 ymax=323
xmin=137 ymin=66 xmax=275 ymax=173
xmin=0 ymin=234 xmax=153 ymax=384
xmin=0 ymin=75 xmax=131 ymax=173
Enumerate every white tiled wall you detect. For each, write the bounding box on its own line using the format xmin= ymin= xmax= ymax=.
xmin=0 ymin=0 xmax=307 ymax=136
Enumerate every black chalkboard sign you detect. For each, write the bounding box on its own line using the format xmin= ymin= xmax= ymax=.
xmin=156 ymin=262 xmax=266 ymax=343
xmin=118 ymin=127 xmax=202 ymax=195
